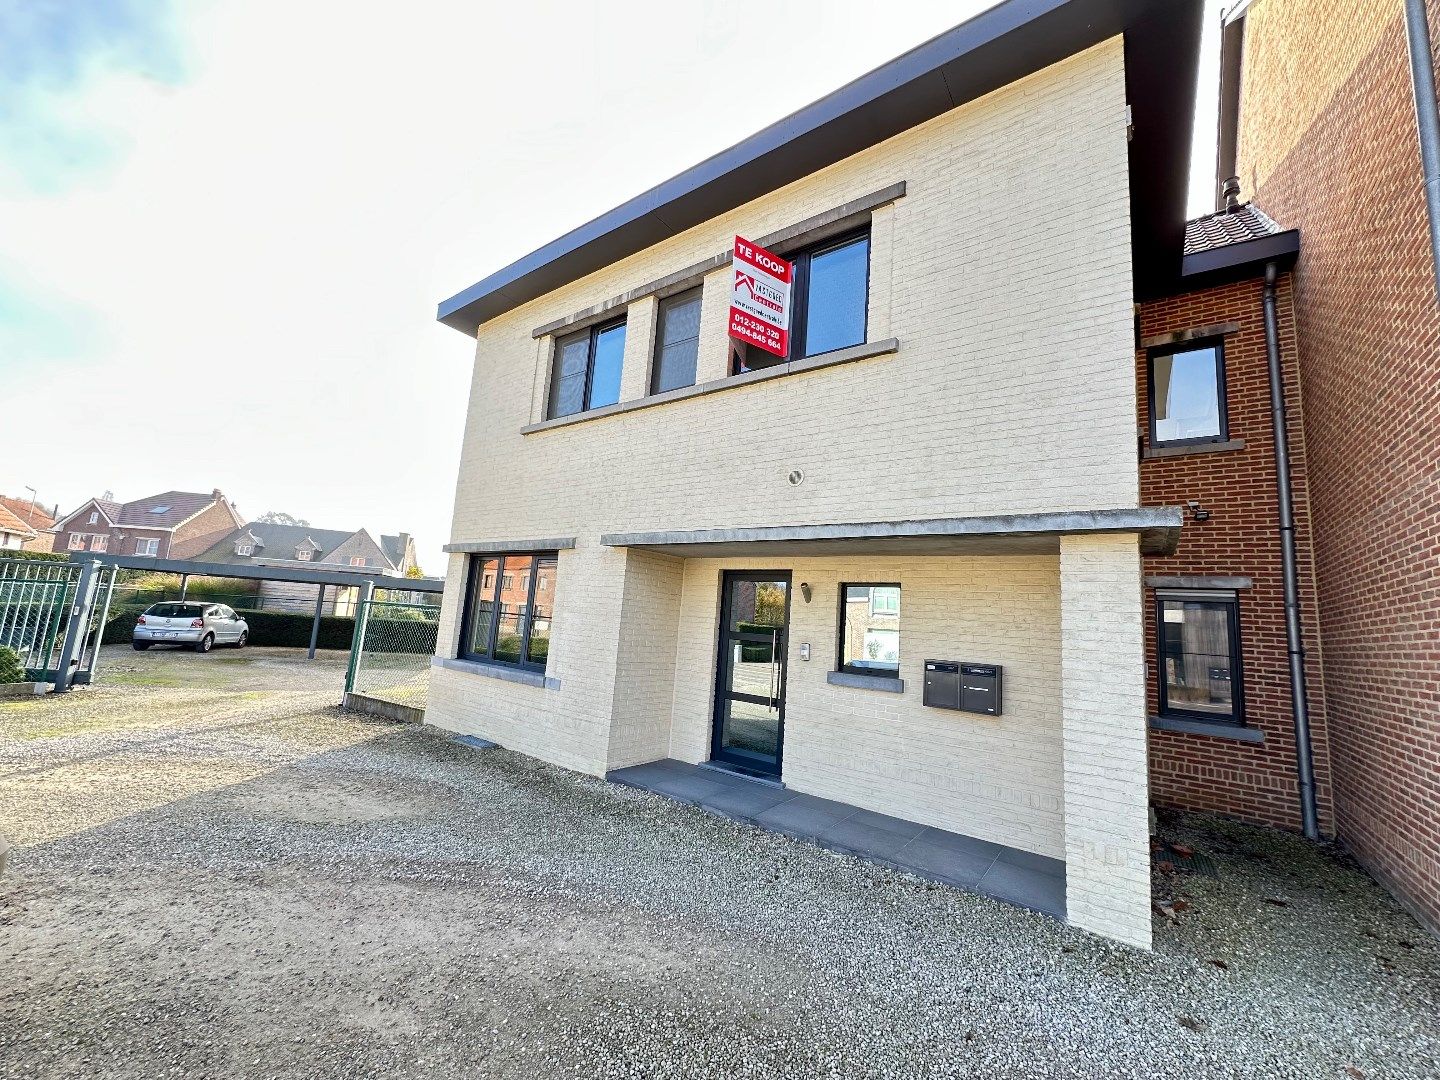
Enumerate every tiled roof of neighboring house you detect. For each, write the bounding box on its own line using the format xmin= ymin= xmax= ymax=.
xmin=197 ymin=522 xmax=409 ymax=573
xmin=0 ymin=502 xmax=37 ymax=538
xmin=111 ymin=490 xmax=220 ymax=527
xmin=1184 ymin=203 xmax=1284 ymax=255
xmin=0 ymin=496 xmax=55 ymax=532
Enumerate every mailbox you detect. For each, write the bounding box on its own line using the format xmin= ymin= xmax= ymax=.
xmin=924 ymin=660 xmax=1003 ymax=716
xmin=960 ymin=663 xmax=1003 ymax=716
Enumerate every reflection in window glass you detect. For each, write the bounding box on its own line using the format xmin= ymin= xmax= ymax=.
xmin=802 ymin=234 xmax=869 ymax=357
xmin=1152 ymin=345 xmax=1223 ymax=443
xmin=459 ymin=552 xmax=557 ymax=671
xmin=551 ymin=332 xmax=590 ymax=418
xmin=840 ymin=584 xmax=900 ymax=675
xmin=588 ymin=322 xmax=626 ymax=409
xmin=466 ymin=557 xmax=500 ymax=657
xmin=1159 ymin=596 xmax=1240 ymax=722
xmin=527 ymin=558 xmax=556 ymax=664
xmin=653 ymin=289 xmax=702 ymax=393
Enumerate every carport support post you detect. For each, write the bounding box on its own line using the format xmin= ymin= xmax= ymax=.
xmin=178 ymin=573 xmax=189 ymax=601
xmin=53 ymin=559 xmax=101 ymax=694
xmin=343 ymin=580 xmax=375 ymax=698
xmin=307 ymin=585 xmax=326 ymax=660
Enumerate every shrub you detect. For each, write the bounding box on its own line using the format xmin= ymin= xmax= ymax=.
xmin=0 ymin=550 xmax=68 ymax=563
xmin=0 ymin=646 xmax=24 ymax=684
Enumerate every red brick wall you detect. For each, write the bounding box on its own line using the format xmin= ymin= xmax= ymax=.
xmin=1138 ymin=273 xmax=1333 ymax=834
xmin=1236 ymin=0 xmax=1440 ymax=933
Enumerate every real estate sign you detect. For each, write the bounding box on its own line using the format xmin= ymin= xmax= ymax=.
xmin=729 ymin=236 xmax=793 ymax=358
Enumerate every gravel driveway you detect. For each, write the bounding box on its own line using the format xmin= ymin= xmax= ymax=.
xmin=1 ymin=646 xmax=1437 ymax=1079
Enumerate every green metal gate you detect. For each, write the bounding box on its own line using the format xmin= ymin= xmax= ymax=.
xmin=0 ymin=558 xmax=116 ymax=688
xmin=343 ymin=588 xmax=440 ymax=716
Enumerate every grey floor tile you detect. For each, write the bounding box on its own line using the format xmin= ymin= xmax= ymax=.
xmin=817 ymin=817 xmax=916 ymax=860
xmin=893 ymin=838 xmax=998 ymax=887
xmin=754 ymin=795 xmax=854 ymax=839
xmin=992 ymin=846 xmax=1065 ymax=878
xmin=645 ymin=772 xmax=730 ymax=804
xmin=608 ymin=763 xmax=676 ymax=788
xmin=844 ymin=808 xmax=928 ymax=840
xmin=978 ymin=860 xmax=1067 ymax=917
xmin=911 ymin=827 xmax=1002 ymax=860
xmin=700 ymin=785 xmax=796 ymax=821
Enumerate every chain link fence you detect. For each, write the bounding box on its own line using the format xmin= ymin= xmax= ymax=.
xmin=344 ymin=599 xmax=440 ymax=714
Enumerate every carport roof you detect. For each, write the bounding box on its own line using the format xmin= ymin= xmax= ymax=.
xmin=600 ymin=507 xmax=1182 ymax=558
xmin=437 ymin=0 xmax=1204 ymax=335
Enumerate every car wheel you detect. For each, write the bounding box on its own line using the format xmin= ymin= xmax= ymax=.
xmin=195 ymin=633 xmax=214 ymax=654
xmin=132 ymin=641 xmax=151 ymax=651
xmin=235 ymin=631 xmax=248 ymax=649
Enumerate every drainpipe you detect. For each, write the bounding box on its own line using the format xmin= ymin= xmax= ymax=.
xmin=1405 ymin=0 xmax=1440 ymax=299
xmin=1262 ymin=261 xmax=1320 ymax=841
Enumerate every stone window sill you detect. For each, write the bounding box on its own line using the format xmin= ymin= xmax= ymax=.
xmin=1142 ymin=438 xmax=1246 ymax=460
xmin=827 ymin=671 xmax=905 ymax=694
xmin=432 ymin=655 xmax=560 ymax=690
xmin=1149 ymin=714 xmax=1264 ymax=743
xmin=522 ymin=338 xmax=899 ymax=434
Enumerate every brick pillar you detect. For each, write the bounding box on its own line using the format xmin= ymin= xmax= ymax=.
xmin=1060 ymin=532 xmax=1152 ymax=948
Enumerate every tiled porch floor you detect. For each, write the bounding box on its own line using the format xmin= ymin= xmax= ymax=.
xmin=607 ymin=759 xmax=1065 ymax=919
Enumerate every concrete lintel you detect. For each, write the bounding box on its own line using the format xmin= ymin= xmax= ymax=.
xmin=600 ymin=507 xmax=1183 ymax=557
xmin=521 ymin=339 xmax=899 ymax=434
xmin=443 ymin=537 xmax=577 ymax=554
xmin=1145 ymin=575 xmax=1252 ymax=590
xmin=1140 ymin=322 xmax=1240 ymax=348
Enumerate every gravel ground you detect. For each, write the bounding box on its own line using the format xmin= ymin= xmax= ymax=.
xmin=1 ymin=646 xmax=1437 ymax=1079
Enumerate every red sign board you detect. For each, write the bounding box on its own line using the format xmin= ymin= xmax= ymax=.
xmin=729 ymin=236 xmax=793 ymax=357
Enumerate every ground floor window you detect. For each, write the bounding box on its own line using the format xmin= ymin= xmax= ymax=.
xmin=459 ymin=551 xmax=557 ymax=671
xmin=1156 ymin=591 xmax=1243 ymax=724
xmin=837 ymin=583 xmax=900 ymax=676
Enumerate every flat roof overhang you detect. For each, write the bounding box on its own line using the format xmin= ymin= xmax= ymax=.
xmin=437 ymin=0 xmax=1204 ymax=335
xmin=600 ymin=507 xmax=1182 ymax=559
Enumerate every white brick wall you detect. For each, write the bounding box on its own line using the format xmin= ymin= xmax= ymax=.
xmin=1059 ymin=532 xmax=1152 ymax=948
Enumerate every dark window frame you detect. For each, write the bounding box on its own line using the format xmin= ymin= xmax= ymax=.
xmin=835 ymin=581 xmax=901 ymax=677
xmin=1155 ymin=590 xmax=1246 ymax=727
xmin=1146 ymin=336 xmax=1230 ymax=448
xmin=458 ymin=551 xmax=558 ymax=672
xmin=651 ymin=287 xmax=703 ymax=395
xmin=549 ymin=316 xmax=628 ymax=419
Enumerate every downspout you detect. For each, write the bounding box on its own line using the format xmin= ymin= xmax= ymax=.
xmin=1405 ymin=0 xmax=1440 ymax=299
xmin=1262 ymin=261 xmax=1320 ymax=840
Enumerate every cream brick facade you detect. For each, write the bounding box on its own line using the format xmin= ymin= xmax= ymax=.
xmin=429 ymin=38 xmax=1158 ymax=946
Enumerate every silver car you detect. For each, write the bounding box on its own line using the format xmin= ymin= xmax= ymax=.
xmin=133 ymin=602 xmax=248 ymax=652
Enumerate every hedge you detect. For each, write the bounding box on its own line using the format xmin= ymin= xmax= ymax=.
xmin=0 ymin=550 xmax=69 ymax=564
xmin=737 ymin=621 xmax=778 ymax=663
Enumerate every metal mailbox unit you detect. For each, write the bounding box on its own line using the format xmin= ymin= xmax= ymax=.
xmin=923 ymin=660 xmax=1004 ymax=716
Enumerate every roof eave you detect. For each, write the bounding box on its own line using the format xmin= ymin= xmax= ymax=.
xmin=1179 ymin=228 xmax=1300 ymax=287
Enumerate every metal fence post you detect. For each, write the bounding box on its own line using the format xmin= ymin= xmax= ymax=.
xmin=83 ymin=567 xmax=118 ymax=683
xmin=53 ymin=559 xmax=100 ymax=693
xmin=343 ymin=580 xmax=375 ymax=700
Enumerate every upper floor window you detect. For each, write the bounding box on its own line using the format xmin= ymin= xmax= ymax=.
xmin=735 ymin=228 xmax=870 ymax=374
xmin=136 ymin=538 xmax=159 ymax=556
xmin=838 ymin=583 xmax=900 ymax=677
xmin=296 ymin=548 xmax=313 ymax=561
xmin=1148 ymin=339 xmax=1228 ymax=446
xmin=550 ymin=318 xmax=626 ymax=418
xmin=349 ymin=557 xmax=367 ymax=567
xmin=459 ymin=552 xmax=557 ymax=671
xmin=68 ymin=532 xmax=86 ymax=551
xmin=90 ymin=534 xmax=108 ymax=553
xmin=236 ymin=543 xmax=254 ymax=557
xmin=87 ymin=511 xmax=99 ymax=524
xmin=1156 ymin=591 xmax=1244 ymax=726
xmin=651 ymin=288 xmax=702 ymax=394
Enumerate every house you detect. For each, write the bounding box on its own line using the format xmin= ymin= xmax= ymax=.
xmin=1208 ymin=0 xmax=1440 ymax=935
xmin=195 ymin=523 xmax=418 ymax=614
xmin=53 ymin=489 xmax=244 ymax=560
xmin=0 ymin=496 xmax=57 ymax=552
xmin=426 ymin=0 xmax=1213 ymax=948
xmin=0 ymin=503 xmax=37 ymax=551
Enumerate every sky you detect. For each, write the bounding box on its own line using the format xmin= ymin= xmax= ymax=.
xmin=0 ymin=1 xmax=1227 ymax=576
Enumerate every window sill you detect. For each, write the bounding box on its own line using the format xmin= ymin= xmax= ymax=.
xmin=521 ymin=337 xmax=900 ymax=434
xmin=1149 ymin=714 xmax=1263 ymax=743
xmin=827 ymin=671 xmax=905 ymax=694
xmin=432 ymin=656 xmax=560 ymax=690
xmin=1143 ymin=438 xmax=1245 ymax=460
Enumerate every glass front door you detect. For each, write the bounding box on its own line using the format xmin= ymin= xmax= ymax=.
xmin=711 ymin=571 xmax=790 ymax=776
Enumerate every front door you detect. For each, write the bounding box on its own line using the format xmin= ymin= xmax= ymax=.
xmin=711 ymin=571 xmax=790 ymax=776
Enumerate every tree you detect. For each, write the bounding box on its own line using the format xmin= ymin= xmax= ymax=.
xmin=256 ymin=511 xmax=310 ymax=527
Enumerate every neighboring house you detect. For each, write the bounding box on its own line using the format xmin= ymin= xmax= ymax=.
xmin=195 ymin=523 xmax=418 ymax=614
xmin=0 ymin=497 xmax=57 ymax=552
xmin=1214 ymin=0 xmax=1440 ymax=934
xmin=0 ymin=503 xmax=37 ymax=551
xmin=52 ymin=489 xmax=244 ymax=560
xmin=428 ymin=0 xmax=1214 ymax=948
